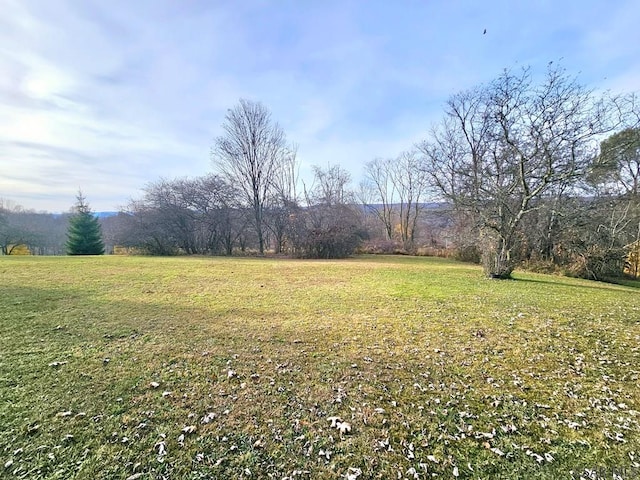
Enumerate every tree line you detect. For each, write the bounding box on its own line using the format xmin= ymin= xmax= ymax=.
xmin=0 ymin=199 xmax=69 ymax=255
xmin=2 ymin=65 xmax=639 ymax=280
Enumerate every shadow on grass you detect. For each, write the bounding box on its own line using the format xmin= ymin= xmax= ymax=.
xmin=514 ymin=275 xmax=640 ymax=291
xmin=606 ymin=277 xmax=640 ymax=288
xmin=0 ymin=283 xmax=338 ymax=353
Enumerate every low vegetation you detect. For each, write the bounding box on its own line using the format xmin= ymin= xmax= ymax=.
xmin=1 ymin=255 xmax=639 ymax=479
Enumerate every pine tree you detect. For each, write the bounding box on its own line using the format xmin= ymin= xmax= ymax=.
xmin=66 ymin=192 xmax=105 ymax=255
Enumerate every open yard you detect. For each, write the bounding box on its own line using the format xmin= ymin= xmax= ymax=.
xmin=1 ymin=255 xmax=639 ymax=479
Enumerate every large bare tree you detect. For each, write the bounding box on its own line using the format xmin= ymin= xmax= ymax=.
xmin=212 ymin=99 xmax=292 ymax=254
xmin=420 ymin=66 xmax=616 ymax=278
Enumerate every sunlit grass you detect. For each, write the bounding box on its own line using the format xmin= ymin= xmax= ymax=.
xmin=1 ymin=255 xmax=639 ymax=479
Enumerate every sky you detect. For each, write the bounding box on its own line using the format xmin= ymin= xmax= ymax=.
xmin=1 ymin=0 xmax=639 ymax=213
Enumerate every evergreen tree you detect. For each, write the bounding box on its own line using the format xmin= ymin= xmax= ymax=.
xmin=66 ymin=192 xmax=105 ymax=255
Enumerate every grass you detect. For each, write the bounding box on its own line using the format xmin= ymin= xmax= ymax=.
xmin=1 ymin=255 xmax=639 ymax=479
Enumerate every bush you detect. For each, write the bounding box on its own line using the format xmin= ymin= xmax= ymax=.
xmin=415 ymin=246 xmax=455 ymax=258
xmin=521 ymin=259 xmax=562 ymax=275
xmin=563 ymin=246 xmax=627 ymax=281
xmin=358 ymin=240 xmax=405 ymax=255
xmin=454 ymin=245 xmax=482 ymax=264
xmin=295 ymin=226 xmax=362 ymax=259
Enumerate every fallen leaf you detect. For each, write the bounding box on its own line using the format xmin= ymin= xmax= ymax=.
xmin=345 ymin=467 xmax=362 ymax=479
xmin=27 ymin=424 xmax=40 ymax=433
xmin=337 ymin=421 xmax=352 ymax=434
xmin=155 ymin=440 xmax=167 ymax=456
xmin=201 ymin=412 xmax=216 ymax=424
xmin=327 ymin=416 xmax=341 ymax=428
xmin=318 ymin=449 xmax=331 ymax=460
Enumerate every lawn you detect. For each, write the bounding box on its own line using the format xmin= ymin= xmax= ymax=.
xmin=1 ymin=255 xmax=639 ymax=479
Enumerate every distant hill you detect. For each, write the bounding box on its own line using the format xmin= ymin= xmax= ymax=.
xmin=360 ymin=202 xmax=449 ymax=211
xmin=94 ymin=211 xmax=119 ymax=218
xmin=93 ymin=205 xmax=450 ymax=219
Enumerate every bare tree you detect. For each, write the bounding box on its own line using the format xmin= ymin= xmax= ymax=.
xmin=272 ymin=143 xmax=299 ymax=203
xmin=212 ymin=99 xmax=293 ymax=254
xmin=266 ymin=144 xmax=299 ymax=254
xmin=361 ymin=153 xmax=430 ymax=249
xmin=0 ymin=208 xmax=30 ymax=255
xmin=309 ymin=164 xmax=353 ymax=206
xmin=290 ymin=164 xmax=363 ymax=258
xmin=361 ymin=158 xmax=396 ymax=240
xmin=118 ymin=175 xmax=241 ymax=255
xmin=390 ymin=150 xmax=430 ymax=249
xmin=594 ymin=127 xmax=640 ymax=197
xmin=420 ymin=66 xmax=616 ymax=278
xmin=0 ymin=202 xmax=69 ymax=255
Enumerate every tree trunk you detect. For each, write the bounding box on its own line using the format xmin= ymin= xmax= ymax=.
xmin=483 ymin=236 xmax=515 ymax=279
xmin=254 ymin=205 xmax=265 ymax=254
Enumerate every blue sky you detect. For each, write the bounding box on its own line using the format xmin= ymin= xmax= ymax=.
xmin=1 ymin=0 xmax=638 ymax=212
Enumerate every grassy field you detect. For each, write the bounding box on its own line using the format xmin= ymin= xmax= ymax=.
xmin=1 ymin=255 xmax=639 ymax=479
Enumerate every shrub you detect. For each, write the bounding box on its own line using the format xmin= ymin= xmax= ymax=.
xmin=454 ymin=245 xmax=482 ymax=264
xmin=296 ymin=226 xmax=362 ymax=259
xmin=358 ymin=240 xmax=404 ymax=255
xmin=563 ymin=246 xmax=627 ymax=281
